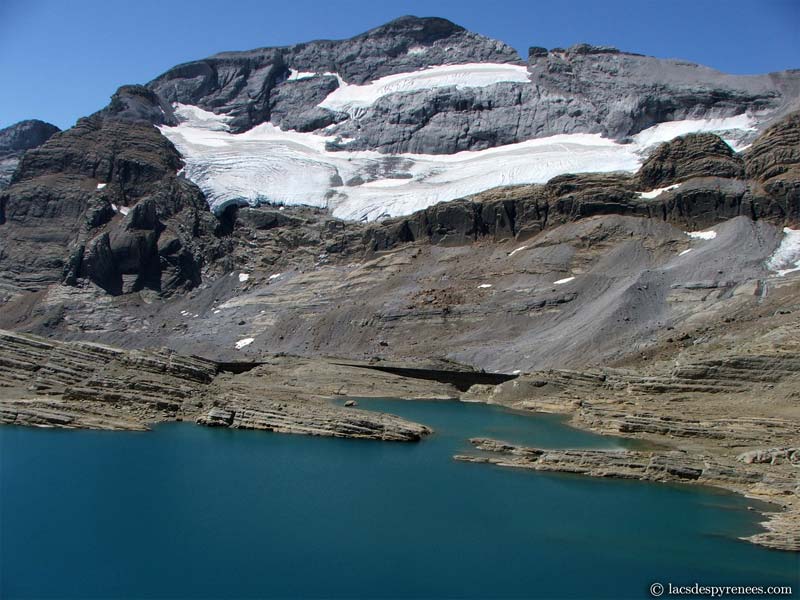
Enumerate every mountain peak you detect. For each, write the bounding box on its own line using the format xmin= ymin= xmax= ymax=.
xmin=0 ymin=119 xmax=60 ymax=159
xmin=362 ymin=15 xmax=465 ymax=40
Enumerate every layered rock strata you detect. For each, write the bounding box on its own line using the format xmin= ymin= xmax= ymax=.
xmin=0 ymin=329 xmax=447 ymax=441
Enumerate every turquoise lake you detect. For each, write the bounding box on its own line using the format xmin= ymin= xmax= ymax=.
xmin=1 ymin=398 xmax=797 ymax=598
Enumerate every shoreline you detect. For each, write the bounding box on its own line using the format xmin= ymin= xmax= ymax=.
xmin=455 ymin=379 xmax=799 ymax=553
xmin=1 ymin=329 xmax=796 ymax=552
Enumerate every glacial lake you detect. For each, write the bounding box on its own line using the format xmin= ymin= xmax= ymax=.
xmin=1 ymin=398 xmax=798 ymax=598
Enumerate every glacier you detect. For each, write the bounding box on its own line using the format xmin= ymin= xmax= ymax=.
xmin=160 ymin=85 xmax=758 ymax=222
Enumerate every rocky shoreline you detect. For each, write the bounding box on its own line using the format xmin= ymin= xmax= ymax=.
xmin=456 ymin=353 xmax=800 ymax=553
xmin=0 ymin=329 xmax=452 ymax=441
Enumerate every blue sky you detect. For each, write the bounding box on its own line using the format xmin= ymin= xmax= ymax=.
xmin=2 ymin=0 xmax=798 ymax=130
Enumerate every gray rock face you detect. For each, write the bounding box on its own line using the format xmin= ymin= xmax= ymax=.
xmin=0 ymin=119 xmax=60 ymax=189
xmin=146 ymin=16 xmax=800 ymax=154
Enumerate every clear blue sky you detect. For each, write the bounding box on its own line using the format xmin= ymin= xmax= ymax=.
xmin=2 ymin=0 xmax=798 ymax=130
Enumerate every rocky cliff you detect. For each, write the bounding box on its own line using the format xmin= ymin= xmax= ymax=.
xmin=0 ymin=87 xmax=227 ymax=300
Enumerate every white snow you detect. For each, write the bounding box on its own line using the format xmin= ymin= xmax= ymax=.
xmin=213 ymin=309 xmax=221 ymax=314
xmin=687 ymin=230 xmax=717 ymax=240
xmin=96 ymin=183 xmax=107 ymax=189
xmin=553 ymin=276 xmax=575 ymax=285
xmin=508 ymin=246 xmax=528 ymax=257
xmin=631 ymin=114 xmax=756 ymax=151
xmin=319 ymin=63 xmax=531 ymax=117
xmin=118 ymin=206 xmax=130 ymax=216
xmin=111 ymin=203 xmax=118 ymax=212
xmin=478 ymin=283 xmax=492 ymax=289
xmin=235 ymin=337 xmax=255 ymax=350
xmin=638 ymin=184 xmax=680 ymax=199
xmin=160 ymin=100 xmax=760 ymax=222
xmin=679 ymin=249 xmax=693 ymax=256
xmin=238 ymin=273 xmax=250 ymax=282
xmin=406 ymin=46 xmax=427 ymax=56
xmin=269 ymin=273 xmax=282 ymax=280
xmin=287 ymin=70 xmax=318 ymax=81
xmin=767 ymin=228 xmax=800 ymax=276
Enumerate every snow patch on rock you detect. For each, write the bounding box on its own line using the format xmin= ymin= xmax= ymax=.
xmin=767 ymin=228 xmax=800 ymax=276
xmin=687 ymin=230 xmax=717 ymax=240
xmin=235 ymin=337 xmax=255 ymax=350
xmin=638 ymin=184 xmax=680 ymax=199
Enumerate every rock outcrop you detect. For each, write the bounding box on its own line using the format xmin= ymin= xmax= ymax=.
xmin=0 ymin=100 xmax=225 ymax=300
xmin=744 ymin=111 xmax=800 ymax=221
xmin=637 ymin=133 xmax=745 ymax=190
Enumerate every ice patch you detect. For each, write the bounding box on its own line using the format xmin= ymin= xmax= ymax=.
xmin=679 ymin=249 xmax=692 ymax=256
xmin=638 ymin=184 xmax=680 ymax=199
xmin=96 ymin=183 xmax=106 ymax=190
xmin=319 ymin=63 xmax=531 ymax=117
xmin=238 ymin=273 xmax=250 ymax=282
xmin=687 ymin=230 xmax=717 ymax=240
xmin=269 ymin=273 xmax=282 ymax=280
xmin=508 ymin=246 xmax=528 ymax=257
xmin=213 ymin=309 xmax=221 ymax=314
xmin=478 ymin=283 xmax=493 ymax=289
xmin=235 ymin=337 xmax=255 ymax=350
xmin=767 ymin=228 xmax=800 ymax=276
xmin=553 ymin=276 xmax=575 ymax=285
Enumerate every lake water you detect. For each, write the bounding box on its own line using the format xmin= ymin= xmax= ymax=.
xmin=1 ymin=398 xmax=797 ymax=598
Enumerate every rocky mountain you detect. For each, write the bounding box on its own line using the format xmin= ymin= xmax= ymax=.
xmin=0 ymin=15 xmax=798 ymax=353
